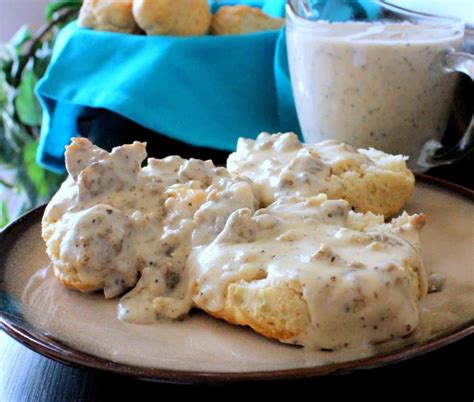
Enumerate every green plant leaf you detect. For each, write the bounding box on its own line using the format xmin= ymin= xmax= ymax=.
xmin=0 ymin=46 xmax=16 ymax=85
xmin=10 ymin=25 xmax=32 ymax=53
xmin=0 ymin=199 xmax=10 ymax=228
xmin=0 ymin=78 xmax=7 ymax=108
xmin=45 ymin=167 xmax=65 ymax=193
xmin=14 ymin=70 xmax=42 ymax=126
xmin=0 ymin=124 xmax=19 ymax=166
xmin=46 ymin=0 xmax=82 ymax=22
xmin=1 ymin=0 xmax=81 ymax=224
xmin=23 ymin=140 xmax=50 ymax=198
xmin=0 ymin=44 xmax=13 ymax=63
xmin=16 ymin=157 xmax=37 ymax=209
xmin=2 ymin=110 xmax=31 ymax=153
xmin=33 ymin=53 xmax=52 ymax=79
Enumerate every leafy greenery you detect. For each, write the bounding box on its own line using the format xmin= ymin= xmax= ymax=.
xmin=0 ymin=0 xmax=82 ymax=228
xmin=0 ymin=200 xmax=10 ymax=228
xmin=15 ymin=70 xmax=43 ymax=126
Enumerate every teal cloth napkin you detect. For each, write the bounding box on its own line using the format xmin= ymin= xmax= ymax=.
xmin=36 ymin=0 xmax=377 ymax=172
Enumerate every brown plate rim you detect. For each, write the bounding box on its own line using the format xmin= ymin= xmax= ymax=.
xmin=0 ymin=173 xmax=473 ymax=384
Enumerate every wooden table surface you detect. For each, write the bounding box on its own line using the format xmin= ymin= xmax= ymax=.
xmin=1 ymin=145 xmax=472 ymax=400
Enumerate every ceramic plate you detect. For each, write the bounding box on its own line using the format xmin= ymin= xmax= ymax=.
xmin=1 ymin=174 xmax=473 ymax=383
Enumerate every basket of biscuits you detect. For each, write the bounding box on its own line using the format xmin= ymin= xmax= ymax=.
xmin=35 ymin=0 xmax=296 ymax=172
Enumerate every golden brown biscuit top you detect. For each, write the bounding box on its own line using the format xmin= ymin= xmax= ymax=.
xmin=210 ymin=5 xmax=284 ymax=35
xmin=78 ymin=0 xmax=139 ymax=33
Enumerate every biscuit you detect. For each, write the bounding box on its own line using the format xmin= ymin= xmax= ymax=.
xmin=43 ymin=136 xmax=427 ymax=348
xmin=190 ymin=195 xmax=427 ymax=349
xmin=210 ymin=5 xmax=284 ymax=35
xmin=132 ymin=0 xmax=211 ymax=36
xmin=227 ymin=132 xmax=415 ymax=217
xmin=78 ymin=0 xmax=139 ymax=33
xmin=42 ymin=138 xmax=256 ymax=322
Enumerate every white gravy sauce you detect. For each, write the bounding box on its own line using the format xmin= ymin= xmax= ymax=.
xmin=42 ymin=138 xmax=256 ymax=324
xmin=191 ymin=195 xmax=427 ymax=349
xmin=286 ymin=20 xmax=463 ymax=164
xmin=227 ymin=132 xmax=377 ymax=206
xmin=8 ymin=179 xmax=473 ymax=370
xmin=37 ymin=138 xmax=472 ymax=355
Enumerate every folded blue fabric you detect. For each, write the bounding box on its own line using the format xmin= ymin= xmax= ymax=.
xmin=36 ymin=0 xmax=377 ymax=172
